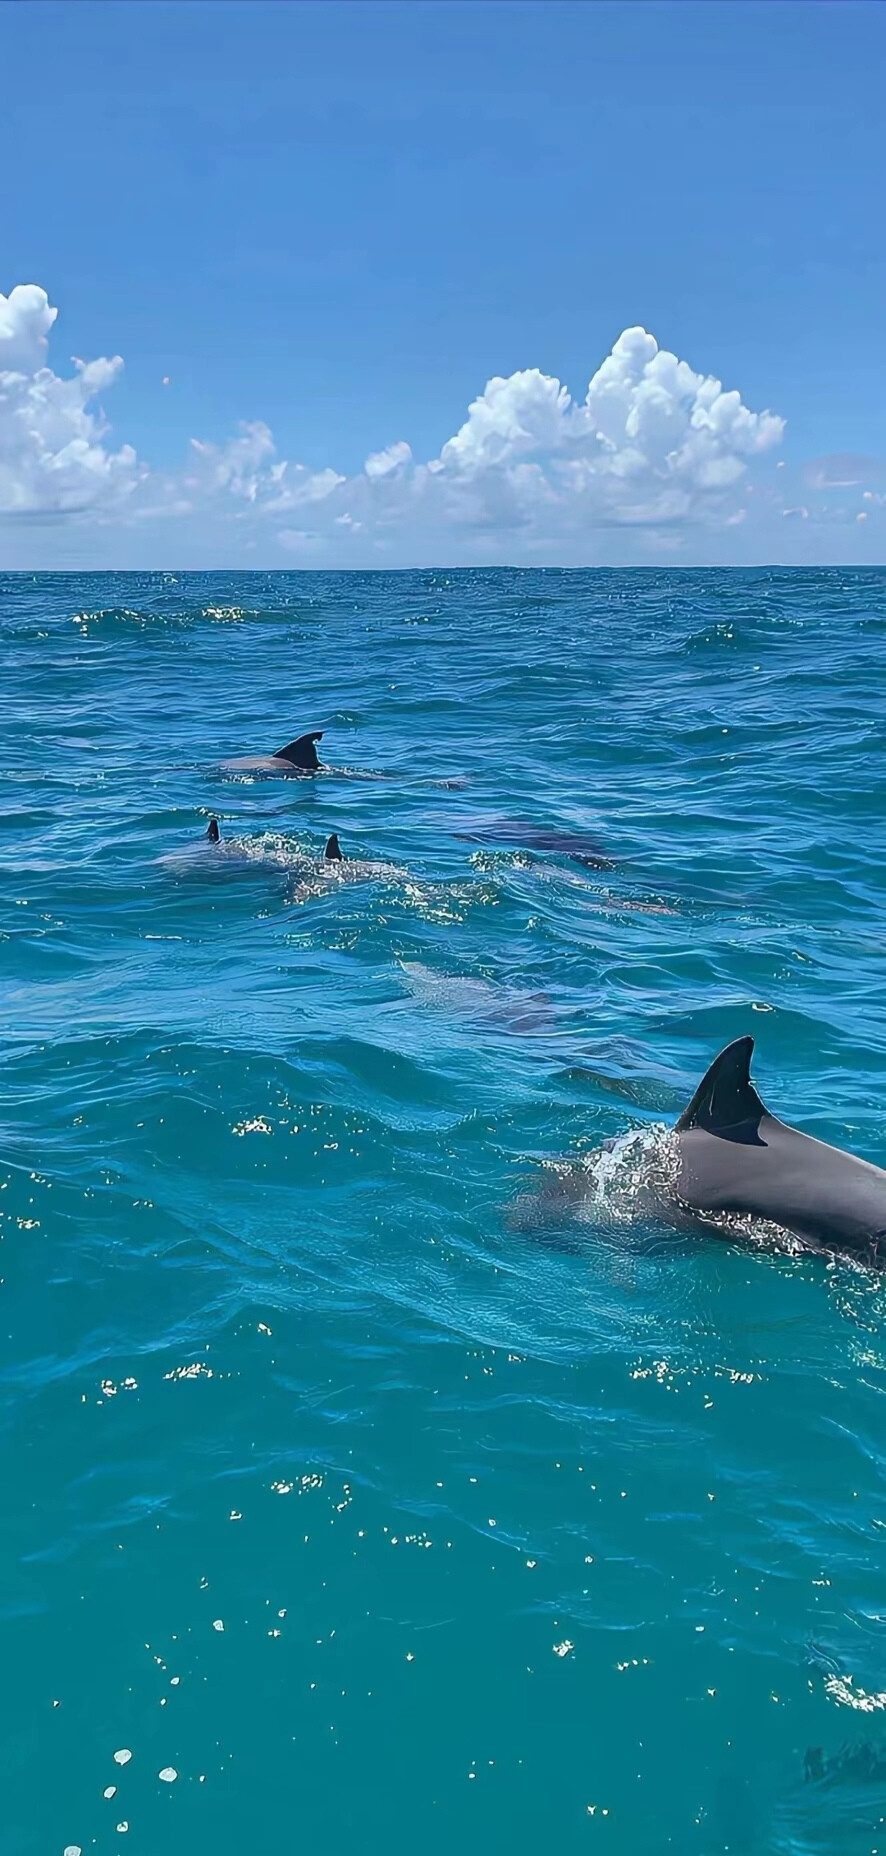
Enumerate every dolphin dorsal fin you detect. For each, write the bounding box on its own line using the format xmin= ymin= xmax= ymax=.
xmin=274 ymin=730 xmax=323 ymax=769
xmin=675 ymin=1037 xmax=767 ymax=1135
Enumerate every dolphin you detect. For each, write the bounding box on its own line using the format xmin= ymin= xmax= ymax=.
xmin=324 ymin=833 xmax=343 ymax=861
xmin=511 ymin=1037 xmax=886 ymax=1259
xmin=397 ymin=960 xmax=553 ymax=1034
xmin=454 ymin=818 xmax=615 ymax=870
xmin=157 ymin=815 xmax=242 ymax=874
xmin=672 ymin=1036 xmax=886 ymax=1255
xmin=220 ymin=729 xmax=326 ymax=776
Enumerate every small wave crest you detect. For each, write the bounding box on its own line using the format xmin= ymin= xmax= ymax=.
xmin=71 ymin=602 xmax=263 ymax=635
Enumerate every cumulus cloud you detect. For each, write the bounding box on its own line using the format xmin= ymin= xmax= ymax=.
xmin=364 ymin=440 xmax=412 ymax=479
xmin=432 ymin=328 xmax=784 ymax=529
xmin=187 ymin=421 xmax=282 ymax=504
xmin=0 ymin=284 xmax=796 ymax=558
xmin=182 ymin=422 xmax=343 ymax=514
xmin=0 ymin=283 xmax=141 ymax=517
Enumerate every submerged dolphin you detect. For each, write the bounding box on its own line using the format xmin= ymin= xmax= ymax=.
xmin=673 ymin=1037 xmax=886 ymax=1255
xmin=397 ymin=960 xmax=553 ymax=1033
xmin=454 ymin=818 xmax=615 ymax=870
xmin=220 ymin=729 xmax=326 ymax=776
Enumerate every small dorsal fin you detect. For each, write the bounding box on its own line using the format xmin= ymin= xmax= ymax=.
xmin=675 ymin=1037 xmax=767 ymax=1135
xmin=324 ymin=833 xmax=342 ymax=861
xmin=274 ymin=730 xmax=323 ymax=769
xmin=206 ymin=817 xmax=220 ymax=843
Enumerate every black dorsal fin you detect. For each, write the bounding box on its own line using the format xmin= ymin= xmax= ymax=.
xmin=675 ymin=1037 xmax=767 ymax=1135
xmin=274 ymin=730 xmax=323 ymax=769
xmin=324 ymin=833 xmax=342 ymax=861
xmin=206 ymin=817 xmax=220 ymax=843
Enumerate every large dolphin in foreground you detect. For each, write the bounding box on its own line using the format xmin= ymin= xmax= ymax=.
xmin=514 ymin=1037 xmax=886 ymax=1259
xmin=671 ymin=1037 xmax=886 ymax=1254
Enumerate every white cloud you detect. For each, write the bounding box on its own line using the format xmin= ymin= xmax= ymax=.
xmin=0 ymin=283 xmax=141 ymax=516
xmin=804 ymin=453 xmax=886 ymax=490
xmin=265 ymin=464 xmax=345 ymax=511
xmin=0 ymin=282 xmax=56 ymax=368
xmin=20 ymin=284 xmax=882 ymax=568
xmin=432 ymin=328 xmax=784 ymax=530
xmin=187 ymin=420 xmax=282 ymax=504
xmin=175 ymin=423 xmax=343 ymax=518
xmin=364 ymin=440 xmax=412 ymax=479
xmin=440 ymin=370 xmax=571 ymax=472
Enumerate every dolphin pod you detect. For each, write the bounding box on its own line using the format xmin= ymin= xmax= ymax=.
xmin=671 ymin=1036 xmax=886 ymax=1256
xmin=194 ymin=726 xmax=885 ymax=1262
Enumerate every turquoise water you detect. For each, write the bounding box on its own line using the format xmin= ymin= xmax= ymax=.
xmin=2 ymin=567 xmax=886 ymax=1856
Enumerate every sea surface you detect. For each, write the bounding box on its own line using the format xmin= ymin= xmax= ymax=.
xmin=1 ymin=567 xmax=885 ymax=1856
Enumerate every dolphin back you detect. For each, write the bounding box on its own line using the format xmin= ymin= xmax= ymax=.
xmin=674 ymin=1037 xmax=886 ymax=1253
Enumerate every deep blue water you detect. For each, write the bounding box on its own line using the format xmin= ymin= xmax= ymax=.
xmin=1 ymin=567 xmax=886 ymax=1856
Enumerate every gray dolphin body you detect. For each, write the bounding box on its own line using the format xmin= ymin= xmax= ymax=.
xmin=673 ymin=1037 xmax=886 ymax=1255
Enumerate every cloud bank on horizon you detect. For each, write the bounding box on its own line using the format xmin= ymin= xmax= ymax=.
xmin=0 ymin=282 xmax=879 ymax=564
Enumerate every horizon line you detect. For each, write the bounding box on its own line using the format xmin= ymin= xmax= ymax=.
xmin=2 ymin=561 xmax=885 ymax=576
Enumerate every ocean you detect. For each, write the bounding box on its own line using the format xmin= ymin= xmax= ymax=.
xmin=1 ymin=566 xmax=885 ymax=1856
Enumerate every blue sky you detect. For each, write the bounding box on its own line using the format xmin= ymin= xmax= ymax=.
xmin=0 ymin=0 xmax=883 ymax=567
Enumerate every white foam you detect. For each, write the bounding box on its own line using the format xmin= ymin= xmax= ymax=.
xmin=681 ymin=1201 xmax=803 ymax=1254
xmin=574 ymin=1123 xmax=682 ymax=1223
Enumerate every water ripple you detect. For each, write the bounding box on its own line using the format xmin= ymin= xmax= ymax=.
xmin=1 ymin=567 xmax=885 ymax=1855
